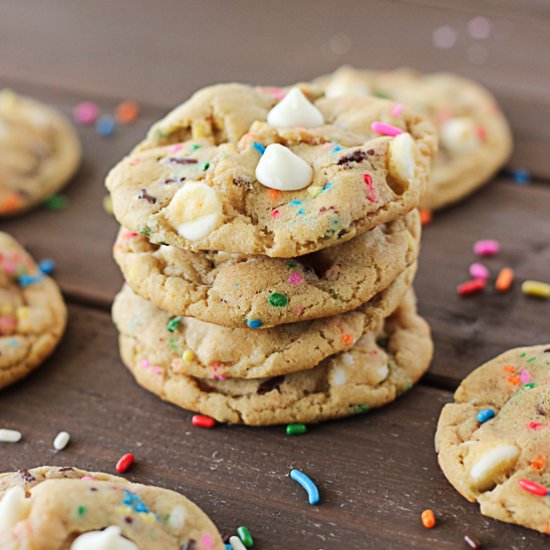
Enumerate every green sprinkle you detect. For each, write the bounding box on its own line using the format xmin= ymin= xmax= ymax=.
xmin=43 ymin=194 xmax=69 ymax=211
xmin=168 ymin=337 xmax=182 ymax=355
xmin=287 ymin=260 xmax=298 ymax=269
xmin=524 ymin=382 xmax=536 ymax=389
xmin=268 ymin=292 xmax=289 ymax=307
xmin=519 ymin=352 xmax=526 ymax=358
xmin=76 ymin=505 xmax=87 ymax=517
xmin=353 ymin=404 xmax=369 ymax=414
xmin=139 ymin=227 xmax=151 ymax=236
xmin=237 ymin=525 xmax=254 ymax=548
xmin=286 ymin=423 xmax=307 ymax=436
xmin=191 ymin=144 xmax=200 ymax=150
xmin=167 ymin=316 xmax=183 ymax=332
xmin=202 ymin=162 xmax=210 ymax=170
xmin=527 ymin=357 xmax=537 ymax=363
xmin=374 ymin=91 xmax=390 ymax=99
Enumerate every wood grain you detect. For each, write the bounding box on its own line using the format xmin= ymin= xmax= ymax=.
xmin=0 ymin=305 xmax=546 ymax=549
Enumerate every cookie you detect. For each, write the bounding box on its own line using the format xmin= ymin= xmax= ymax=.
xmin=0 ymin=89 xmax=81 ymax=216
xmin=113 ymin=209 xmax=419 ymax=328
xmin=313 ymin=66 xmax=512 ymax=210
xmin=106 ymin=83 xmax=436 ymax=257
xmin=112 ymin=262 xmax=415 ymax=380
xmin=116 ymin=289 xmax=432 ymax=425
xmin=435 ymin=345 xmax=550 ymax=534
xmin=0 ymin=232 xmax=67 ymax=389
xmin=0 ymin=465 xmax=224 ymax=549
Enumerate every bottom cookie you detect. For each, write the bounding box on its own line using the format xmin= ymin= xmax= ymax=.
xmin=0 ymin=466 xmax=224 ymax=549
xmin=435 ymin=345 xmax=550 ymax=534
xmin=117 ymin=290 xmax=433 ymax=425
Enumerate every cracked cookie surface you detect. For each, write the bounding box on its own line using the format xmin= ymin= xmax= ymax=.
xmin=0 ymin=465 xmax=224 ymax=549
xmin=313 ymin=66 xmax=512 ymax=210
xmin=106 ymin=83 xmax=436 ymax=257
xmin=115 ymin=289 xmax=432 ymax=425
xmin=0 ymin=232 xmax=67 ymax=389
xmin=435 ymin=345 xmax=550 ymax=533
xmin=0 ymin=89 xmax=81 ymax=216
xmin=113 ymin=209 xmax=419 ymax=328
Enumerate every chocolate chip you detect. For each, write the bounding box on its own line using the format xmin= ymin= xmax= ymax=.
xmin=337 ymin=149 xmax=367 ymax=166
xmin=168 ymin=157 xmax=198 ymax=165
xmin=18 ymin=469 xmax=35 ymax=483
xmin=182 ymin=540 xmax=196 ymax=550
xmin=257 ymin=375 xmax=285 ymax=395
xmin=138 ymin=189 xmax=157 ymax=204
xmin=164 ymin=177 xmax=186 ymax=184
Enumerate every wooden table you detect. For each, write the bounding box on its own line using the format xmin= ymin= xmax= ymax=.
xmin=1 ymin=2 xmax=549 ymax=548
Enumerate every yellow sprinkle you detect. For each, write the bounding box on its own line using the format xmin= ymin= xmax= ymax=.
xmin=115 ymin=505 xmax=134 ymax=516
xmin=102 ymin=194 xmax=113 ymax=215
xmin=522 ymin=280 xmax=550 ymax=299
xmin=307 ymin=186 xmax=322 ymax=198
xmin=16 ymin=306 xmax=31 ymax=321
xmin=182 ymin=350 xmax=194 ymax=362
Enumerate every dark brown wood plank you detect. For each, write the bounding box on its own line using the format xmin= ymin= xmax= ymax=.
xmin=417 ymin=179 xmax=550 ymax=389
xmin=0 ymin=305 xmax=546 ymax=549
xmin=1 ymin=1 xmax=550 ymax=179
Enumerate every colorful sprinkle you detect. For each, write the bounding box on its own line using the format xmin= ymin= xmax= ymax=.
xmin=115 ymin=453 xmax=135 ymax=473
xmin=363 ymin=174 xmax=377 ymax=202
xmin=268 ymin=292 xmax=289 ymax=307
xmin=522 ymin=280 xmax=550 ymax=299
xmin=469 ymin=263 xmax=489 ymax=281
xmin=76 ymin=505 xmax=87 ymax=517
xmin=18 ymin=273 xmax=43 ymax=287
xmin=341 ymin=333 xmax=354 ymax=345
xmin=476 ymin=408 xmax=495 ymax=423
xmin=228 ymin=536 xmax=247 ymax=550
xmin=511 ymin=168 xmax=531 ymax=185
xmin=43 ymin=194 xmax=69 ymax=211
xmin=290 ymin=468 xmax=320 ymax=505
xmin=246 ymin=319 xmax=263 ymax=329
xmin=288 ymin=272 xmax=303 ymax=285
xmin=464 ymin=533 xmax=481 ymax=549
xmin=38 ymin=258 xmax=55 ymax=275
xmin=115 ymin=100 xmax=140 ymax=124
xmin=530 ymin=455 xmax=546 ymax=471
xmin=371 ymin=121 xmax=404 ymax=137
xmin=391 ymin=103 xmax=404 ymax=117
xmin=236 ymin=526 xmax=254 ymax=548
xmin=73 ymin=102 xmax=99 ymax=124
xmin=518 ymin=369 xmax=533 ymax=384
xmin=518 ymin=478 xmax=549 ymax=497
xmin=0 ymin=429 xmax=22 ymax=443
xmin=286 ymin=423 xmax=307 ymax=436
xmin=495 ymin=267 xmax=514 ymax=292
xmin=53 ymin=431 xmax=70 ymax=451
xmin=473 ymin=239 xmax=500 ymax=257
xmin=419 ymin=209 xmax=432 ymax=226
xmin=253 ymin=142 xmax=266 ymax=155
xmin=192 ymin=415 xmax=216 ymax=429
xmin=421 ymin=509 xmax=436 ymax=529
xmin=96 ymin=115 xmax=117 ymax=137
xmin=182 ymin=350 xmax=195 ymax=362
xmin=457 ymin=278 xmax=486 ymax=296
xmin=166 ymin=316 xmax=183 ymax=332
xmin=527 ymin=422 xmax=544 ymax=430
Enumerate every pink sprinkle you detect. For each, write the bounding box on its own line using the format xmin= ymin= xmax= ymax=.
xmin=200 ymin=534 xmax=214 ymax=549
xmin=170 ymin=144 xmax=182 ymax=152
xmin=371 ymin=121 xmax=404 ymax=137
xmin=271 ymin=209 xmax=280 ymax=219
xmin=390 ymin=103 xmax=404 ymax=117
xmin=294 ymin=305 xmax=305 ymax=315
xmin=141 ymin=359 xmax=162 ymax=375
xmin=469 ymin=263 xmax=489 ymax=280
xmin=122 ymin=231 xmax=138 ymax=240
xmin=527 ymin=422 xmax=544 ymax=430
xmin=81 ymin=476 xmax=94 ymax=481
xmin=473 ymin=239 xmax=500 ymax=257
xmin=363 ymin=174 xmax=377 ymax=203
xmin=129 ymin=157 xmax=141 ymax=166
xmin=288 ymin=272 xmax=304 ymax=285
xmin=73 ymin=102 xmax=99 ymax=125
xmin=519 ymin=369 xmax=533 ymax=384
xmin=264 ymin=87 xmax=286 ymax=100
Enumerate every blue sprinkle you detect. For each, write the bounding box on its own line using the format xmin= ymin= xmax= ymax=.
xmin=225 ymin=545 xmax=232 ymax=550
xmin=290 ymin=468 xmax=320 ymax=505
xmin=322 ymin=182 xmax=332 ymax=192
xmin=9 ymin=339 xmax=19 ymax=346
xmin=18 ymin=274 xmax=43 ymax=287
xmin=246 ymin=319 xmax=262 ymax=329
xmin=511 ymin=168 xmax=531 ymax=185
xmin=253 ymin=142 xmax=266 ymax=155
xmin=331 ymin=145 xmax=342 ymax=153
xmin=289 ymin=200 xmax=303 ymax=206
xmin=96 ymin=115 xmax=117 ymax=137
xmin=38 ymin=258 xmax=55 ymax=275
xmin=297 ymin=208 xmax=304 ymax=215
xmin=476 ymin=408 xmax=496 ymax=424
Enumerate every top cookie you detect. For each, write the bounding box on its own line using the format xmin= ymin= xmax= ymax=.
xmin=0 ymin=465 xmax=224 ymax=549
xmin=0 ymin=231 xmax=67 ymax=389
xmin=106 ymin=83 xmax=436 ymax=257
xmin=435 ymin=345 xmax=550 ymax=534
xmin=0 ymin=89 xmax=81 ymax=216
xmin=313 ymin=67 xmax=512 ymax=210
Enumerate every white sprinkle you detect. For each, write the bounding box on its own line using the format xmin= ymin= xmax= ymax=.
xmin=432 ymin=25 xmax=457 ymax=49
xmin=53 ymin=431 xmax=70 ymax=451
xmin=229 ymin=536 xmax=247 ymax=550
xmin=468 ymin=16 xmax=492 ymax=40
xmin=0 ymin=429 xmax=22 ymax=443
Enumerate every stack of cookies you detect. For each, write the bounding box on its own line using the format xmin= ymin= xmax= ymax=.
xmin=107 ymin=82 xmax=437 ymax=425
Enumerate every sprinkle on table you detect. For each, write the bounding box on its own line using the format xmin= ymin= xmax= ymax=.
xmin=464 ymin=533 xmax=482 ymax=549
xmin=228 ymin=536 xmax=247 ymax=550
xmin=286 ymin=423 xmax=307 ymax=436
xmin=522 ymin=280 xmax=550 ymax=299
xmin=0 ymin=429 xmax=22 ymax=443
xmin=236 ymin=525 xmax=254 ymax=548
xmin=96 ymin=115 xmax=117 ymax=137
xmin=473 ymin=239 xmax=500 ymax=257
xmin=191 ymin=415 xmax=216 ymax=429
xmin=115 ymin=452 xmax=135 ymax=473
xmin=290 ymin=468 xmax=320 ymax=505
xmin=420 ymin=509 xmax=436 ymax=528
xmin=38 ymin=258 xmax=55 ymax=275
xmin=457 ymin=278 xmax=486 ymax=296
xmin=43 ymin=194 xmax=69 ymax=211
xmin=73 ymin=101 xmax=99 ymax=124
xmin=115 ymin=99 xmax=140 ymax=124
xmin=495 ymin=267 xmax=514 ymax=292
xmin=469 ymin=263 xmax=489 ymax=281
xmin=53 ymin=431 xmax=70 ymax=451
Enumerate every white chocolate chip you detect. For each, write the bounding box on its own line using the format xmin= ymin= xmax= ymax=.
xmin=0 ymin=485 xmax=31 ymax=531
xmin=71 ymin=526 xmax=138 ymax=550
xmin=267 ymin=87 xmax=324 ymax=128
xmin=167 ymin=182 xmax=222 ymax=241
xmin=440 ymin=117 xmax=480 ymax=154
xmin=469 ymin=444 xmax=519 ymax=491
xmin=388 ymin=132 xmax=418 ymax=185
xmin=342 ymin=353 xmax=354 ymax=366
xmin=255 ymin=144 xmax=313 ymax=191
xmin=168 ymin=505 xmax=187 ymax=531
xmin=325 ymin=74 xmax=371 ymax=98
xmin=376 ymin=364 xmax=390 ymax=382
xmin=332 ymin=366 xmax=347 ymax=387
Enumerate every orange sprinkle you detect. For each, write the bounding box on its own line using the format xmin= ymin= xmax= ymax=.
xmin=419 ymin=208 xmax=432 ymax=226
xmin=496 ymin=267 xmax=514 ymax=293
xmin=115 ymin=100 xmax=140 ymax=124
xmin=269 ymin=189 xmax=281 ymax=201
xmin=530 ymin=455 xmax=546 ymax=471
xmin=1 ymin=193 xmax=24 ymax=213
xmin=508 ymin=375 xmax=520 ymax=385
xmin=503 ymin=365 xmax=516 ymax=373
xmin=341 ymin=334 xmax=354 ymax=345
xmin=421 ymin=509 xmax=436 ymax=529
